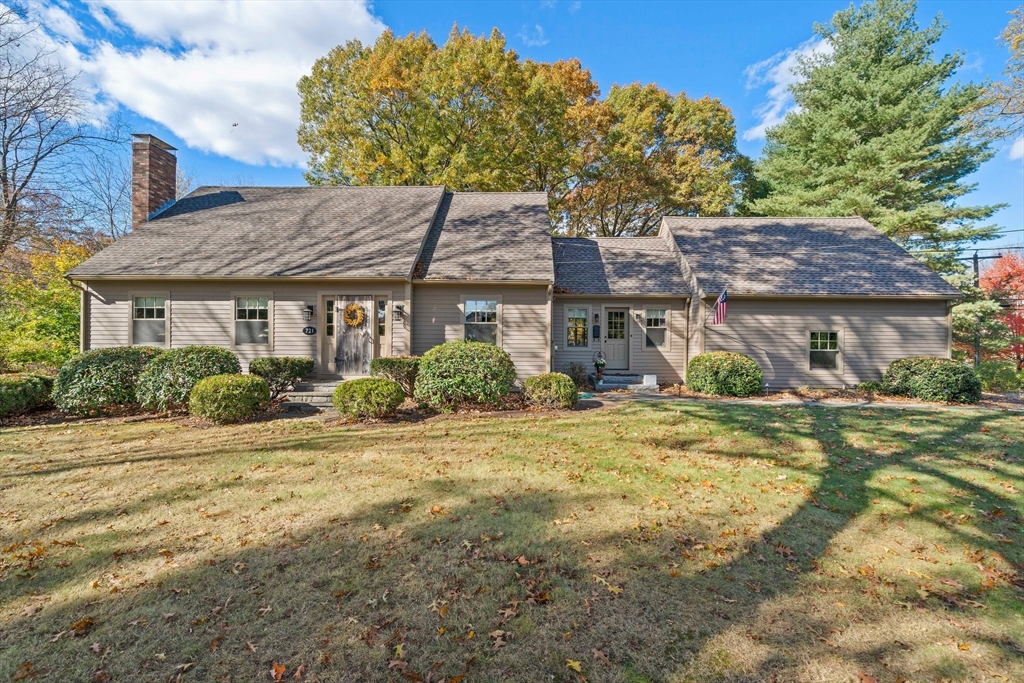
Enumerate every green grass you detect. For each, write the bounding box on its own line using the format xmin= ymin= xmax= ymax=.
xmin=1 ymin=402 xmax=1022 ymax=682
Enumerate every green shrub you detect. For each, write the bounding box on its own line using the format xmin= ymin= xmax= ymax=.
xmin=686 ymin=352 xmax=763 ymax=397
xmin=414 ymin=341 xmax=517 ymax=410
xmin=880 ymin=357 xmax=934 ymax=396
xmin=332 ymin=378 xmax=405 ymax=419
xmin=856 ymin=380 xmax=883 ymax=393
xmin=524 ymin=372 xmax=578 ymax=409
xmin=561 ymin=362 xmax=589 ymax=389
xmin=976 ymin=361 xmax=1021 ymax=393
xmin=189 ymin=374 xmax=270 ymax=424
xmin=249 ymin=357 xmax=314 ymax=398
xmin=0 ymin=374 xmax=54 ymax=416
xmin=912 ymin=360 xmax=982 ymax=404
xmin=136 ymin=346 xmax=241 ymax=411
xmin=369 ymin=356 xmax=420 ymax=397
xmin=882 ymin=357 xmax=982 ymax=404
xmin=53 ymin=346 xmax=164 ymax=415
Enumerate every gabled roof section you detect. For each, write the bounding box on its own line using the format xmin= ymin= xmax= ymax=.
xmin=665 ymin=216 xmax=962 ymax=298
xmin=552 ymin=236 xmax=691 ymax=296
xmin=415 ymin=192 xmax=554 ymax=282
xmin=69 ymin=186 xmax=446 ymax=278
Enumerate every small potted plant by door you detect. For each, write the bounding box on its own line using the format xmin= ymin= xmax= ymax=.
xmin=593 ymin=355 xmax=607 ymax=386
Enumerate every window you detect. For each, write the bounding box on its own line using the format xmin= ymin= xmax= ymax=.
xmin=235 ymin=296 xmax=269 ymax=345
xmin=377 ymin=299 xmax=387 ymax=339
xmin=464 ymin=299 xmax=498 ymax=344
xmin=809 ymin=331 xmax=839 ymax=369
xmin=326 ymin=300 xmax=334 ymax=337
xmin=133 ymin=296 xmax=166 ymax=345
xmin=645 ymin=308 xmax=667 ymax=348
xmin=567 ymin=307 xmax=588 ymax=347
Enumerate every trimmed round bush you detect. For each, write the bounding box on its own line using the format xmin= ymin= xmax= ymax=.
xmin=881 ymin=356 xmax=934 ymax=396
xmin=53 ymin=346 xmax=164 ymax=415
xmin=976 ymin=361 xmax=1021 ymax=393
xmin=249 ymin=356 xmax=314 ymax=398
xmin=369 ymin=356 xmax=420 ymax=397
xmin=524 ymin=372 xmax=578 ymax=409
xmin=414 ymin=341 xmax=517 ymax=410
xmin=189 ymin=374 xmax=270 ymax=424
xmin=686 ymin=352 xmax=763 ymax=397
xmin=856 ymin=380 xmax=883 ymax=394
xmin=0 ymin=374 xmax=54 ymax=416
xmin=136 ymin=346 xmax=241 ymax=411
xmin=882 ymin=357 xmax=982 ymax=404
xmin=332 ymin=377 xmax=405 ymax=419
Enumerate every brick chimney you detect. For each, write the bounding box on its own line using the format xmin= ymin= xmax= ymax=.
xmin=132 ymin=133 xmax=177 ymax=229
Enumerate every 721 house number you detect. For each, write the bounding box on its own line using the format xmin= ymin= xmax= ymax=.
xmin=302 ymin=326 xmax=316 ymax=335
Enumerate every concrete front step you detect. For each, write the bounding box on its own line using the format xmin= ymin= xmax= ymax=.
xmin=281 ymin=381 xmax=342 ymax=409
xmin=588 ymin=373 xmax=659 ymax=393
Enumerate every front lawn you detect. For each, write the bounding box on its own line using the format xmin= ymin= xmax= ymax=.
xmin=1 ymin=403 xmax=1021 ymax=682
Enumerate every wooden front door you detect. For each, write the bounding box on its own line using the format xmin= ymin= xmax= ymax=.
xmin=603 ymin=307 xmax=629 ymax=370
xmin=334 ymin=295 xmax=373 ymax=377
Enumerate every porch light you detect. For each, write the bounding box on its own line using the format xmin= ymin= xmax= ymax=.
xmin=303 ymin=305 xmax=315 ymax=322
xmin=593 ymin=312 xmax=599 ymax=323
xmin=634 ymin=311 xmax=644 ymax=324
xmin=393 ymin=304 xmax=406 ymax=321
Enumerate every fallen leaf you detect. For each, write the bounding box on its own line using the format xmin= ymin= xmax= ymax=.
xmin=292 ymin=663 xmax=305 ymax=679
xmin=246 ymin=641 xmax=257 ymax=653
xmin=12 ymin=661 xmax=38 ymax=681
xmin=958 ymin=642 xmax=970 ymax=651
xmin=857 ymin=674 xmax=878 ymax=683
xmin=592 ymin=648 xmax=611 ymax=665
xmin=566 ymin=659 xmax=582 ymax=672
xmin=71 ymin=618 xmax=94 ymax=637
xmin=270 ymin=662 xmax=286 ymax=681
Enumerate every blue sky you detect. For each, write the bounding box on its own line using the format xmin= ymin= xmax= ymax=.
xmin=37 ymin=0 xmax=1023 ymax=251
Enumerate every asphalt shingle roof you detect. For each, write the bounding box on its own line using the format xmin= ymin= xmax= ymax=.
xmin=416 ymin=192 xmax=554 ymax=282
xmin=552 ymin=237 xmax=691 ymax=296
xmin=665 ymin=216 xmax=962 ymax=298
xmin=69 ymin=186 xmax=447 ymax=278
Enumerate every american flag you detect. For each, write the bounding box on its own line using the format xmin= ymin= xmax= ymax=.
xmin=711 ymin=290 xmax=728 ymax=325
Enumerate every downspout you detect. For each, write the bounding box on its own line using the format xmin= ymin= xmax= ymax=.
xmin=405 ymin=280 xmax=413 ymax=356
xmin=546 ymin=284 xmax=553 ymax=373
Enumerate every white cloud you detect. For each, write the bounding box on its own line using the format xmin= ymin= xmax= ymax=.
xmin=39 ymin=0 xmax=385 ymax=166
xmin=742 ymin=37 xmax=832 ymax=141
xmin=518 ymin=24 xmax=548 ymax=47
xmin=1010 ymin=137 xmax=1024 ymax=161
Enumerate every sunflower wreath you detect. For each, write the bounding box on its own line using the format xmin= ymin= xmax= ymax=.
xmin=342 ymin=303 xmax=366 ymax=327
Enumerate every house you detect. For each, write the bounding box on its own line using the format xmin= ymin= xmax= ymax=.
xmin=68 ymin=134 xmax=962 ymax=388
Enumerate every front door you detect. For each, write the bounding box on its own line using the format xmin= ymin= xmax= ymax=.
xmin=331 ymin=295 xmax=373 ymax=377
xmin=603 ymin=307 xmax=629 ymax=370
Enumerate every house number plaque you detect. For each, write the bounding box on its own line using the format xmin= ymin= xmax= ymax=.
xmin=302 ymin=326 xmax=316 ymax=335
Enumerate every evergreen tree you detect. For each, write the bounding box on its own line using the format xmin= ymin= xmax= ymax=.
xmin=747 ymin=0 xmax=1003 ymax=269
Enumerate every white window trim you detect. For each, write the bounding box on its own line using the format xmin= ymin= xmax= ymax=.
xmin=565 ymin=304 xmax=591 ymax=350
xmin=231 ymin=292 xmax=275 ymax=351
xmin=806 ymin=327 xmax=844 ymax=373
xmin=128 ymin=290 xmax=170 ymax=348
xmin=641 ymin=305 xmax=671 ymax=352
xmin=375 ymin=296 xmax=392 ymax=358
xmin=459 ymin=295 xmax=502 ymax=346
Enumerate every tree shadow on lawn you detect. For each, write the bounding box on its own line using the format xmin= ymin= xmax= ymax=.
xmin=1 ymin=403 xmax=1022 ymax=682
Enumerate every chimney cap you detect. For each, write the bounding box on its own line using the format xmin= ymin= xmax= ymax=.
xmin=132 ymin=133 xmax=177 ymax=152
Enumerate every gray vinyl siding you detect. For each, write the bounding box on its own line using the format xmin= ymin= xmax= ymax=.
xmin=552 ymin=297 xmax=688 ymax=382
xmin=701 ymin=297 xmax=951 ymax=388
xmin=83 ymin=280 xmax=408 ymax=373
xmin=412 ymin=284 xmax=549 ymax=378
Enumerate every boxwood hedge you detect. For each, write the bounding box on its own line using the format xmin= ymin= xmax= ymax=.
xmin=53 ymin=346 xmax=164 ymax=415
xmin=332 ymin=377 xmax=405 ymax=419
xmin=414 ymin=341 xmax=517 ymax=410
xmin=369 ymin=356 xmax=420 ymax=397
xmin=686 ymin=352 xmax=763 ymax=397
xmin=523 ymin=372 xmax=578 ymax=409
xmin=0 ymin=374 xmax=54 ymax=417
xmin=136 ymin=346 xmax=241 ymax=411
xmin=189 ymin=374 xmax=270 ymax=423
xmin=882 ymin=357 xmax=981 ymax=404
xmin=249 ymin=357 xmax=314 ymax=398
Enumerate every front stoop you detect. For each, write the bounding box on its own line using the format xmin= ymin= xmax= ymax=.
xmin=588 ymin=373 xmax=659 ymax=394
xmin=281 ymin=381 xmax=341 ymax=410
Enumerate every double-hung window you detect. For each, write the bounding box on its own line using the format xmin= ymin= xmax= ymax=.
xmin=645 ymin=308 xmax=667 ymax=348
xmin=235 ymin=296 xmax=270 ymax=345
xmin=809 ymin=331 xmax=839 ymax=369
xmin=464 ymin=299 xmax=499 ymax=344
xmin=133 ymin=296 xmax=166 ymax=345
xmin=567 ymin=307 xmax=588 ymax=347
